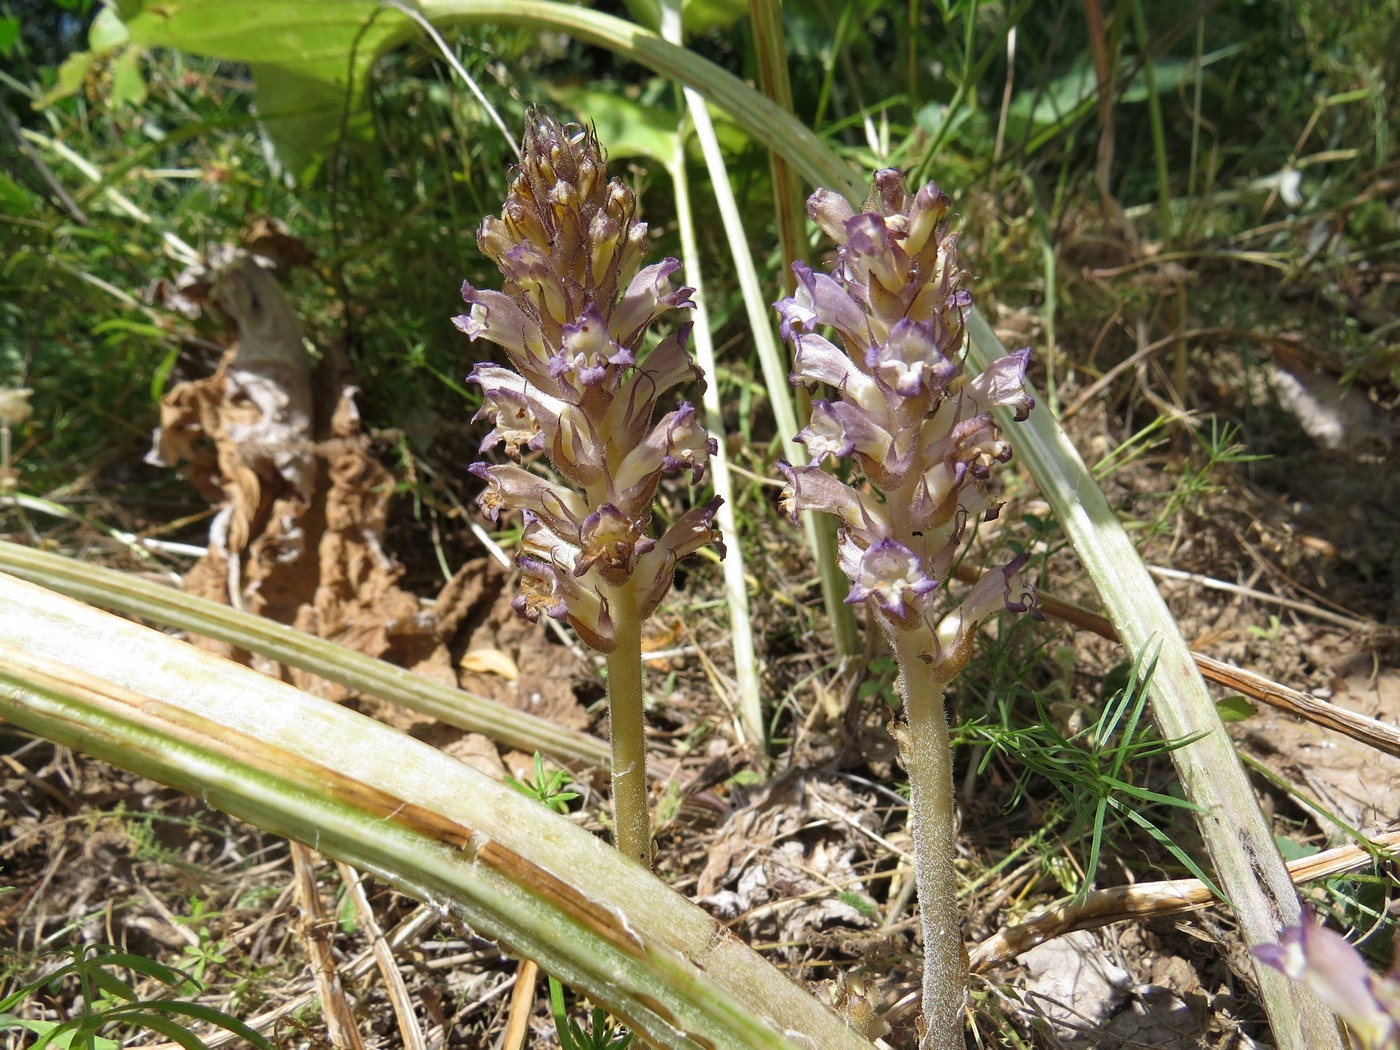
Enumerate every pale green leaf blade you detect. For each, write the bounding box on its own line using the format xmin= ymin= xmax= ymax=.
xmin=114 ymin=0 xmax=417 ymax=176
xmin=0 ymin=572 xmax=874 ymax=1050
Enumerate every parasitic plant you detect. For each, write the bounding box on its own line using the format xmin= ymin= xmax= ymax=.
xmin=455 ymin=110 xmax=723 ymax=868
xmin=1254 ymin=919 xmax=1400 ymax=1050
xmin=776 ymin=170 xmax=1039 ymax=1049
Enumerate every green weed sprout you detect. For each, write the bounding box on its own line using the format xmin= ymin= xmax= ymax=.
xmin=774 ymin=171 xmax=1038 ymax=1050
xmin=506 ymin=751 xmax=582 ymax=815
xmin=455 ymin=110 xmax=723 ymax=868
xmin=550 ymin=979 xmax=634 ymax=1050
xmin=0 ymin=943 xmax=274 ymax=1049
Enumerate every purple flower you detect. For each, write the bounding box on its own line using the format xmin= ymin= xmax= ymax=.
xmin=574 ymin=503 xmax=656 ymax=583
xmin=779 ymin=262 xmax=870 ymax=344
xmin=799 ymin=400 xmax=892 ymax=466
xmin=840 ymin=537 xmax=940 ymax=626
xmin=467 ymin=363 xmax=566 ymax=460
xmin=1254 ymin=919 xmax=1400 ymax=1050
xmin=550 ymin=305 xmax=636 ymax=389
xmin=612 ymin=259 xmax=694 ymax=347
xmin=776 ymin=169 xmax=1037 ymax=665
xmin=458 ymin=110 xmax=723 ymax=649
xmin=866 ymin=318 xmax=959 ymax=399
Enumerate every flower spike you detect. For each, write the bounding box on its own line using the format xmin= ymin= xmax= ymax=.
xmin=776 ymin=171 xmax=1037 ymax=654
xmin=775 ymin=169 xmax=1037 ymax=1050
xmin=457 ymin=109 xmax=722 ymax=869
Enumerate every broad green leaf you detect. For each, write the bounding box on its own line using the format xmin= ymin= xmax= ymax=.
xmin=100 ymin=0 xmax=856 ymax=195
xmin=107 ymin=0 xmax=750 ymax=175
xmin=1275 ymin=836 xmax=1318 ymax=863
xmin=1007 ymin=55 xmax=1201 ymax=149
xmin=114 ymin=0 xmax=404 ymax=65
xmin=0 ymin=16 xmax=20 ymax=56
xmin=113 ymin=0 xmax=418 ymax=179
xmin=1008 ymin=60 xmax=1096 ymax=135
xmin=546 ymin=86 xmax=679 ymax=162
xmin=88 ymin=5 xmax=132 ymax=50
xmin=250 ymin=60 xmax=371 ymax=182
xmin=1120 ymin=57 xmax=1193 ymax=103
xmin=110 ymin=47 xmax=148 ymax=108
xmin=622 ymin=0 xmax=748 ymax=33
xmin=47 ymin=49 xmax=99 ymax=105
xmin=913 ymin=100 xmax=974 ymax=144
xmin=1215 ymin=695 xmax=1257 ymax=723
xmin=681 ymin=0 xmax=747 ymax=32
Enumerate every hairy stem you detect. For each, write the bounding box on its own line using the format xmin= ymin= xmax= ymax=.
xmin=891 ymin=626 xmax=967 ymax=1050
xmin=604 ymin=578 xmax=650 ymax=867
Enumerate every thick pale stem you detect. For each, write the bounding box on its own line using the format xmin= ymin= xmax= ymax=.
xmin=891 ymin=626 xmax=967 ymax=1050
xmin=604 ymin=577 xmax=651 ymax=868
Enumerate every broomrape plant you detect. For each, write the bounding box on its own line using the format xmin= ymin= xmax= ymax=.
xmin=1254 ymin=919 xmax=1400 ymax=1050
xmin=775 ymin=170 xmax=1039 ymax=1049
xmin=457 ymin=114 xmax=1039 ymax=1045
xmin=455 ymin=110 xmax=723 ymax=868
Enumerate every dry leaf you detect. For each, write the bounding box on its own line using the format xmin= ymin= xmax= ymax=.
xmin=459 ymin=648 xmax=520 ymax=680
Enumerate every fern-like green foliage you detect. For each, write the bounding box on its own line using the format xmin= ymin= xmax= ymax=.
xmin=0 ymin=943 xmax=275 ymax=1050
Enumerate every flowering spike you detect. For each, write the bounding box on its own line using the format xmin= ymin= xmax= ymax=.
xmin=776 ymin=170 xmax=1037 ymax=658
xmin=459 ymin=112 xmax=723 ymax=851
xmin=776 ymin=170 xmax=1037 ymax=1050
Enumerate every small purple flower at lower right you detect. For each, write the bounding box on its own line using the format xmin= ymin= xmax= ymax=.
xmin=1255 ymin=918 xmax=1400 ymax=1049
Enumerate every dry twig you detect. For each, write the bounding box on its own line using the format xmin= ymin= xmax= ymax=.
xmin=971 ymin=829 xmax=1400 ymax=970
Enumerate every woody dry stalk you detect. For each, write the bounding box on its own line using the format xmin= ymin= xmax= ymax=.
xmin=775 ymin=170 xmax=1038 ymax=1049
xmin=455 ymin=110 xmax=723 ymax=867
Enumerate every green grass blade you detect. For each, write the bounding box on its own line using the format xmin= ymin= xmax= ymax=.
xmin=739 ymin=0 xmax=859 ymax=661
xmin=105 ymin=1001 xmax=275 ymax=1049
xmin=661 ymin=73 xmax=765 ymax=751
xmin=102 ymin=1011 xmax=208 ymax=1049
xmin=667 ymin=62 xmax=857 ymax=682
